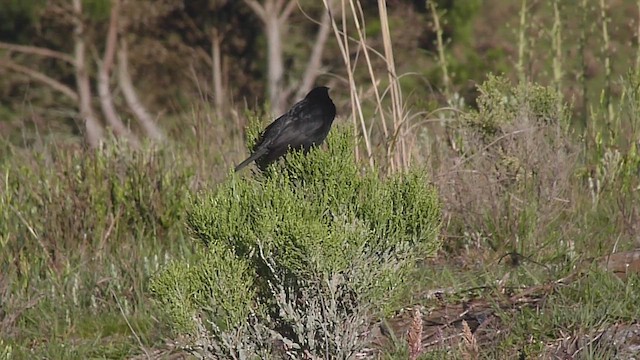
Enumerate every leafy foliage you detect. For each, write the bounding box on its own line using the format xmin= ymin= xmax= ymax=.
xmin=460 ymin=75 xmax=569 ymax=140
xmin=0 ymin=139 xmax=195 ymax=358
xmin=150 ymin=127 xmax=441 ymax=358
xmin=1 ymin=141 xmax=192 ymax=271
xmin=439 ymin=76 xmax=576 ymax=257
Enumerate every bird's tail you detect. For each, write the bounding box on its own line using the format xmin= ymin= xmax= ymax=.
xmin=234 ymin=157 xmax=255 ymax=172
xmin=234 ymin=147 xmax=267 ymax=172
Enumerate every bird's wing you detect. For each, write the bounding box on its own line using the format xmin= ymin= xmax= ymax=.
xmin=236 ymin=96 xmax=331 ymax=171
xmin=252 ymin=112 xmax=292 ymax=150
xmin=234 ymin=109 xmax=300 ymax=172
xmin=261 ymin=102 xmax=326 ymax=150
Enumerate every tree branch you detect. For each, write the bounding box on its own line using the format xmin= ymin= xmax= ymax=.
xmin=118 ymin=39 xmax=164 ymax=142
xmin=295 ymin=9 xmax=331 ymax=99
xmin=0 ymin=42 xmax=75 ymax=65
xmin=243 ymin=0 xmax=267 ymax=22
xmin=97 ymin=0 xmax=139 ymax=146
xmin=102 ymin=0 xmax=120 ymax=74
xmin=275 ymin=0 xmax=287 ymax=12
xmin=279 ymin=0 xmax=297 ymax=23
xmin=0 ymin=59 xmax=78 ymax=101
xmin=73 ymin=0 xmax=104 ymax=147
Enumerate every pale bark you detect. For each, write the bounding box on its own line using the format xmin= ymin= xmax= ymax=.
xmin=295 ymin=9 xmax=331 ymax=99
xmin=243 ymin=0 xmax=267 ymax=21
xmin=0 ymin=59 xmax=78 ymax=101
xmin=243 ymin=0 xmax=296 ymax=115
xmin=265 ymin=13 xmax=285 ymax=114
xmin=73 ymin=0 xmax=104 ymax=147
xmin=118 ymin=39 xmax=164 ymax=141
xmin=97 ymin=0 xmax=139 ymax=146
xmin=0 ymin=42 xmax=75 ymax=65
xmin=211 ymin=28 xmax=225 ymax=119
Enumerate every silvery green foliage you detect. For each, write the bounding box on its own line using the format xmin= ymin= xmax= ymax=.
xmin=151 ymin=127 xmax=441 ymax=359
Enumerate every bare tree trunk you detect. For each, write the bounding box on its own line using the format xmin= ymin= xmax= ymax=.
xmin=73 ymin=0 xmax=104 ymax=147
xmin=211 ymin=28 xmax=225 ymax=119
xmin=243 ymin=0 xmax=296 ymax=115
xmin=295 ymin=9 xmax=331 ymax=99
xmin=265 ymin=13 xmax=285 ymax=114
xmin=118 ymin=39 xmax=164 ymax=142
xmin=97 ymin=0 xmax=140 ymax=146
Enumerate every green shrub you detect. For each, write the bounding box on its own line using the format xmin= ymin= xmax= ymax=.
xmin=461 ymin=75 xmax=569 ymax=140
xmin=150 ymin=127 xmax=441 ymax=359
xmin=586 ymin=72 xmax=640 ymax=197
xmin=439 ymin=76 xmax=576 ymax=258
xmin=0 ymin=139 xmax=195 ymax=357
xmin=0 ymin=139 xmax=193 ymax=312
xmin=0 ymin=142 xmax=192 ymax=268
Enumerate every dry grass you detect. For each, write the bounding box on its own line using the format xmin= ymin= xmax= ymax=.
xmin=323 ymin=0 xmax=416 ymax=174
xmin=3 ymin=1 xmax=640 ymax=359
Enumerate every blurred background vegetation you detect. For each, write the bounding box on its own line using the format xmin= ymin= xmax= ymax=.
xmin=1 ymin=0 xmax=640 ymax=358
xmin=3 ymin=0 xmax=629 ymax=147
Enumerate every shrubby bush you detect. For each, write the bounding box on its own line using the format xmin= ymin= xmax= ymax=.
xmin=150 ymin=127 xmax=441 ymax=359
xmin=439 ymin=75 xmax=576 ymax=256
xmin=0 ymin=141 xmax=192 ymax=276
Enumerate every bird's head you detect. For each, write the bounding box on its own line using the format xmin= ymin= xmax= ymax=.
xmin=305 ymin=86 xmax=331 ymax=100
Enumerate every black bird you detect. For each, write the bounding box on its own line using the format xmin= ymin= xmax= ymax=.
xmin=234 ymin=86 xmax=337 ymax=172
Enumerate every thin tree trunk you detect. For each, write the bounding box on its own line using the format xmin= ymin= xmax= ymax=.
xmin=295 ymin=9 xmax=331 ymax=99
xmin=211 ymin=28 xmax=225 ymax=119
xmin=265 ymin=13 xmax=285 ymax=114
xmin=118 ymin=39 xmax=164 ymax=142
xmin=97 ymin=0 xmax=139 ymax=146
xmin=73 ymin=0 xmax=104 ymax=147
xmin=243 ymin=0 xmax=296 ymax=115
